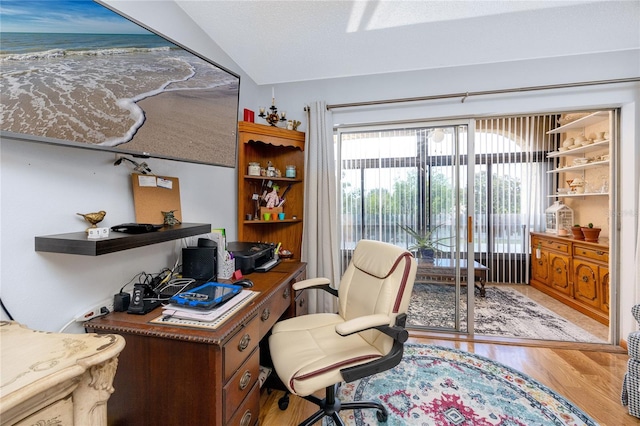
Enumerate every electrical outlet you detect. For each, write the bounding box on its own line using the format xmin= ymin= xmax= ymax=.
xmin=74 ymin=297 xmax=114 ymax=322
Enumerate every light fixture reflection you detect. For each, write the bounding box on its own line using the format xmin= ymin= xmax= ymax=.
xmin=431 ymin=129 xmax=445 ymax=143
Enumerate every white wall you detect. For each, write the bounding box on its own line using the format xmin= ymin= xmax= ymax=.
xmin=0 ymin=1 xmax=261 ymax=333
xmin=2 ymin=1 xmax=638 ymax=342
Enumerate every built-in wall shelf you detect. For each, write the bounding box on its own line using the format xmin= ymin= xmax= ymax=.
xmin=546 ymin=140 xmax=609 ymax=158
xmin=548 ymin=192 xmax=609 ymax=198
xmin=35 ymin=223 xmax=211 ymax=256
xmin=546 ymin=160 xmax=610 ymax=173
xmin=547 ymin=111 xmax=609 ymax=134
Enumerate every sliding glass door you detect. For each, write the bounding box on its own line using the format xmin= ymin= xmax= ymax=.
xmin=338 ymin=121 xmax=475 ymax=333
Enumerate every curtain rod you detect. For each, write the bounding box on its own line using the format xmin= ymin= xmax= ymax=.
xmin=317 ymin=77 xmax=640 ymax=111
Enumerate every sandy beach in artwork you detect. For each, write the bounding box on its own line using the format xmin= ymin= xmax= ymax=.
xmin=120 ymin=83 xmax=239 ymax=167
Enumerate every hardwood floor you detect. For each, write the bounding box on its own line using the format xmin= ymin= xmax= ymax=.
xmin=504 ymin=283 xmax=610 ymax=342
xmin=259 ymin=336 xmax=636 ymax=426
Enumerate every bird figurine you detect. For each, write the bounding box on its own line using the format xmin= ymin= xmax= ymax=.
xmin=77 ymin=211 xmax=106 ymax=232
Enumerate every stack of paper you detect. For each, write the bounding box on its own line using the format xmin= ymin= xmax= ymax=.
xmin=161 ymin=289 xmax=257 ymax=323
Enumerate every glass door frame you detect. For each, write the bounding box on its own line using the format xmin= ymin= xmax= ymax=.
xmin=335 ymin=118 xmax=476 ymax=335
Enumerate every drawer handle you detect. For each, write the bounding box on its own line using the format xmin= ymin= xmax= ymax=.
xmin=283 ymin=288 xmax=291 ymax=299
xmin=582 ymin=276 xmax=589 ymax=282
xmin=555 ymin=267 xmax=562 ymax=274
xmin=239 ymin=371 xmax=252 ymax=390
xmin=299 ymin=298 xmax=305 ymax=308
xmin=238 ymin=334 xmax=251 ymax=351
xmin=537 ymin=260 xmax=543 ymax=266
xmin=261 ymin=308 xmax=271 ymax=321
xmin=596 ymin=250 xmax=604 ymax=255
xmin=240 ymin=410 xmax=252 ymax=426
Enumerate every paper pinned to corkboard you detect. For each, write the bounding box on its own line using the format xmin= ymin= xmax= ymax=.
xmin=131 ymin=174 xmax=182 ymax=224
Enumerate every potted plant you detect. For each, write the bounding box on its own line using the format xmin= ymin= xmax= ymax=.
xmin=581 ymin=223 xmax=601 ymax=242
xmin=571 ymin=224 xmax=584 ymax=240
xmin=398 ymin=224 xmax=451 ymax=260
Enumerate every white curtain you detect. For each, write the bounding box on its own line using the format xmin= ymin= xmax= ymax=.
xmin=636 ymin=182 xmax=640 ymax=320
xmin=302 ymin=101 xmax=339 ymax=314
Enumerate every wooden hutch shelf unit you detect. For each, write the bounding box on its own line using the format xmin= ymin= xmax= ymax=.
xmin=35 ymin=223 xmax=211 ymax=255
xmin=237 ymin=121 xmax=305 ymax=261
xmin=530 ymin=232 xmax=609 ymax=325
xmin=531 ymin=111 xmax=612 ymax=326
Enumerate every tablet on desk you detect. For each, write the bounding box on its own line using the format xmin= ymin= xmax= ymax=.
xmin=169 ymin=282 xmax=241 ymax=310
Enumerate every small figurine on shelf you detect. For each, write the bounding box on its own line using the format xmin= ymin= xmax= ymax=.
xmin=264 ymin=187 xmax=279 ymax=208
xmin=77 ymin=210 xmax=106 ymax=232
xmin=161 ymin=210 xmax=181 ymax=226
xmin=292 ymin=120 xmax=301 ymax=131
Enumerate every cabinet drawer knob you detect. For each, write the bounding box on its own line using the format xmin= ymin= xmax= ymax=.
xmin=240 ymin=410 xmax=252 ymax=426
xmin=555 ymin=267 xmax=562 ymax=274
xmin=582 ymin=276 xmax=589 ymax=282
xmin=283 ymin=288 xmax=290 ymax=299
xmin=238 ymin=334 xmax=251 ymax=351
xmin=596 ymin=250 xmax=604 ymax=255
xmin=538 ymin=260 xmax=543 ymax=266
xmin=299 ymin=298 xmax=305 ymax=308
xmin=261 ymin=308 xmax=271 ymax=321
xmin=239 ymin=371 xmax=252 ymax=390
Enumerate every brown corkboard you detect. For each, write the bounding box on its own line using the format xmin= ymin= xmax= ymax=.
xmin=131 ymin=174 xmax=182 ymax=224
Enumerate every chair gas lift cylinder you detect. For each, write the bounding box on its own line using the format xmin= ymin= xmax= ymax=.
xmin=545 ymin=201 xmax=574 ymax=236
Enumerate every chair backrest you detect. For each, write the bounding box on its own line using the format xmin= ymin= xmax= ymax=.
xmin=337 ymin=240 xmax=417 ymax=352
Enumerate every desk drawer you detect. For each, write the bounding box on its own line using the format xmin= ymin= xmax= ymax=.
xmin=224 ymin=315 xmax=259 ymax=383
xmin=534 ymin=236 xmax=569 ymax=254
xmin=227 ymin=381 xmax=260 ymax=426
xmin=224 ymin=348 xmax=259 ymax=424
xmin=295 ymin=289 xmax=309 ymax=317
xmin=573 ymin=245 xmax=609 ymax=263
xmin=259 ymin=283 xmax=291 ymax=337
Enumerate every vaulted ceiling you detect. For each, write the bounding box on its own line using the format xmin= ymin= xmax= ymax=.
xmin=174 ymin=0 xmax=640 ymax=85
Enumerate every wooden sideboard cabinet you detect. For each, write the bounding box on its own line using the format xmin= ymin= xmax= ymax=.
xmin=573 ymin=242 xmax=610 ymax=316
xmin=0 ymin=321 xmax=125 ymax=426
xmin=530 ymin=232 xmax=609 ymax=325
xmin=85 ymin=262 xmax=306 ymax=426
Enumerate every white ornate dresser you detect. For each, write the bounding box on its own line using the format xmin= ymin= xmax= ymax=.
xmin=0 ymin=321 xmax=125 ymax=425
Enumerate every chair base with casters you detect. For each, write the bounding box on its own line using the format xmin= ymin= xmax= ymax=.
xmin=300 ymin=382 xmax=387 ymax=426
xmin=268 ymin=240 xmax=417 ymax=426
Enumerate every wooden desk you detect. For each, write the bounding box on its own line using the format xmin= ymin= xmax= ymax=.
xmin=85 ymin=262 xmax=306 ymax=426
xmin=415 ymin=259 xmax=489 ymax=297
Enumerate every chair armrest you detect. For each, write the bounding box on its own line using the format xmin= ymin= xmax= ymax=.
xmin=292 ymin=277 xmax=338 ymax=297
xmin=335 ymin=314 xmax=391 ymax=336
xmin=337 ymin=314 xmax=409 ymax=343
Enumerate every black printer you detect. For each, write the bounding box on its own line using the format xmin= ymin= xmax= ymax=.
xmin=227 ymin=242 xmax=277 ymax=274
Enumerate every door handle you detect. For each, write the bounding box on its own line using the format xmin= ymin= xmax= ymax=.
xmin=467 ymin=216 xmax=473 ymax=243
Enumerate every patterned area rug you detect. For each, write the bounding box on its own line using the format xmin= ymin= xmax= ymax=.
xmin=407 ymin=284 xmax=604 ymax=343
xmin=326 ymin=344 xmax=597 ymax=426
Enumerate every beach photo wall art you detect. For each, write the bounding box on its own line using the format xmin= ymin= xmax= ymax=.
xmin=0 ymin=0 xmax=240 ymax=167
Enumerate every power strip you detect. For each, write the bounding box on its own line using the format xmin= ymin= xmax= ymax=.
xmin=74 ymin=297 xmax=114 ymax=322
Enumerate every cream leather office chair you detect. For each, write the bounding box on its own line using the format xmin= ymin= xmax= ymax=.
xmin=269 ymin=239 xmax=417 ymax=425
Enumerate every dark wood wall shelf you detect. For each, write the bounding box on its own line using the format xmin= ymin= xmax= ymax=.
xmin=35 ymin=223 xmax=211 ymax=256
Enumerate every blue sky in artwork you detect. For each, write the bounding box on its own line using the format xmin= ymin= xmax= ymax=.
xmin=0 ymin=0 xmax=149 ymax=34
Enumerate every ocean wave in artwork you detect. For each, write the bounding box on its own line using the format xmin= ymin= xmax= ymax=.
xmin=0 ymin=39 xmax=235 ymax=148
xmin=0 ymin=46 xmax=171 ymax=62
